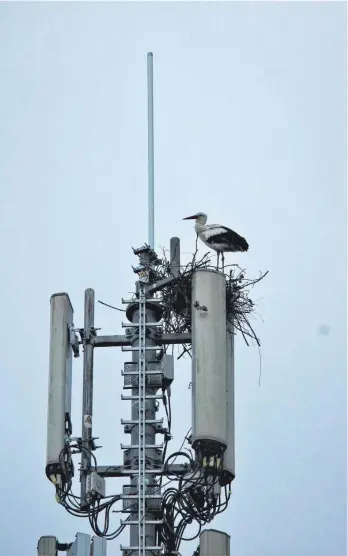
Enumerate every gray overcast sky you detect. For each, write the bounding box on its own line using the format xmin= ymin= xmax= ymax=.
xmin=0 ymin=2 xmax=346 ymax=555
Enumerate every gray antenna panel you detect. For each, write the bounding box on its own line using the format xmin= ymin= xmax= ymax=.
xmin=91 ymin=537 xmax=107 ymax=556
xmin=37 ymin=536 xmax=57 ymax=556
xmin=46 ymin=293 xmax=74 ymax=475
xmin=200 ymin=529 xmax=230 ymax=556
xmin=67 ymin=533 xmax=90 ymax=556
xmin=221 ymin=329 xmax=235 ymax=484
xmin=191 ymin=269 xmax=228 ymax=451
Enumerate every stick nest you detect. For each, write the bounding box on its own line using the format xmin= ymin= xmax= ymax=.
xmin=150 ymin=246 xmax=268 ymax=359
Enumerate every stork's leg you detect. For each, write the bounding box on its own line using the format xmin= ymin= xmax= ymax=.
xmin=216 ymin=252 xmax=220 ymax=270
xmin=222 ymin=252 xmax=225 ymax=271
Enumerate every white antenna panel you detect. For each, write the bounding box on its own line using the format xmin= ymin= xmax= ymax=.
xmin=91 ymin=537 xmax=107 ymax=556
xmin=46 ymin=293 xmax=74 ymax=479
xmin=67 ymin=533 xmax=91 ymax=556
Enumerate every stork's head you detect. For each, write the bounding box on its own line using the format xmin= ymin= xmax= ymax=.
xmin=183 ymin=212 xmax=207 ymax=225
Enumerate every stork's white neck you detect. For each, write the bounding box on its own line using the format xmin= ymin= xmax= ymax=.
xmin=195 ymin=221 xmax=205 ymax=233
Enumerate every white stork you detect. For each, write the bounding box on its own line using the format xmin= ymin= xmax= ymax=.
xmin=183 ymin=212 xmax=249 ymax=269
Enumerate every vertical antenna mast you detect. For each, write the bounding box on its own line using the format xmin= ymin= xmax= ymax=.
xmin=147 ymin=52 xmax=155 ymax=249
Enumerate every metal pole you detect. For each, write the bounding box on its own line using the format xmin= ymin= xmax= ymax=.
xmin=80 ymin=288 xmax=95 ymax=505
xmin=170 ymin=237 xmax=181 ymax=278
xmin=147 ymin=52 xmax=155 ymax=249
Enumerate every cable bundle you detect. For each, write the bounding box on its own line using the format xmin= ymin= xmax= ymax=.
xmin=54 ymin=442 xmax=125 ymax=539
xmin=54 ymin=424 xmax=231 ymax=551
xmin=159 ymin=450 xmax=231 ymax=555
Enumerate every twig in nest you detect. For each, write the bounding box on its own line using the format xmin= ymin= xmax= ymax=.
xmin=98 ymin=300 xmax=126 ymax=312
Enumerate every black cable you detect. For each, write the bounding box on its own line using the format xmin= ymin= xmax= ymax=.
xmin=160 ymin=456 xmax=231 ymax=555
xmin=55 ymin=444 xmax=127 ymax=539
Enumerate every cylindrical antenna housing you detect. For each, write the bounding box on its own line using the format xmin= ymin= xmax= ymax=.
xmin=191 ymin=269 xmax=228 ymax=460
xmin=220 ymin=328 xmax=235 ymax=485
xmin=199 ymin=529 xmax=230 ymax=556
xmin=46 ymin=293 xmax=74 ymax=481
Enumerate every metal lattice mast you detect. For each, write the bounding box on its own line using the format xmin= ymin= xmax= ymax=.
xmin=138 ymin=284 xmax=147 ymax=556
xmin=120 ymin=247 xmax=164 ymax=556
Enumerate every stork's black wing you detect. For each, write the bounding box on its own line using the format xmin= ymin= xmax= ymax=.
xmin=205 ymin=225 xmax=249 ymax=252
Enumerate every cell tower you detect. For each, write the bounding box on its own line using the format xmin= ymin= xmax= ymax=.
xmin=39 ymin=53 xmax=265 ymax=556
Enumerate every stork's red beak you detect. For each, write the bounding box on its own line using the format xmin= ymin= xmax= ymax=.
xmin=183 ymin=215 xmax=197 ymax=220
